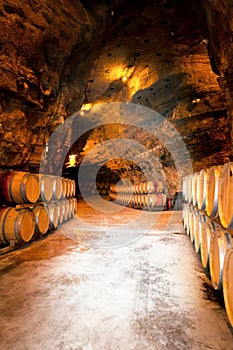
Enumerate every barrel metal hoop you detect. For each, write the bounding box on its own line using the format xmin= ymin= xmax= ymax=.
xmin=20 ymin=174 xmax=28 ymax=202
xmin=8 ymin=172 xmax=16 ymax=203
xmin=1 ymin=207 xmax=12 ymax=243
xmin=14 ymin=211 xmax=23 ymax=242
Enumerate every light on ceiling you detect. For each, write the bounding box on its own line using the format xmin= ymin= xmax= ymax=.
xmin=81 ymin=103 xmax=92 ymax=111
xmin=192 ymin=98 xmax=201 ymax=104
xmin=67 ymin=154 xmax=77 ymax=167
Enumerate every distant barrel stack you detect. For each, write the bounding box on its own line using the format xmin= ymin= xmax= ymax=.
xmin=0 ymin=171 xmax=77 ymax=247
xmin=182 ymin=162 xmax=233 ymax=328
xmin=78 ymin=181 xmax=110 ymax=197
xmin=109 ymin=181 xmax=169 ymax=211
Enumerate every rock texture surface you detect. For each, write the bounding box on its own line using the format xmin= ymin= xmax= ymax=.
xmin=0 ymin=0 xmax=233 ymax=192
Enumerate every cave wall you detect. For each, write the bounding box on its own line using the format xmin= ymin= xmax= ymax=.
xmin=0 ymin=0 xmax=233 ymax=193
xmin=0 ymin=0 xmax=101 ymax=169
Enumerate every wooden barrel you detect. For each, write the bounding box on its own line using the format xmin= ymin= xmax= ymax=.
xmin=51 ymin=176 xmax=63 ymax=200
xmin=65 ymin=178 xmax=71 ymax=198
xmin=32 ymin=205 xmax=50 ymax=235
xmin=72 ymin=180 xmax=76 ymax=196
xmin=193 ymin=211 xmax=204 ymax=253
xmin=200 ymin=220 xmax=214 ymax=269
xmin=38 ymin=174 xmax=53 ymax=202
xmin=223 ymin=247 xmax=233 ymax=327
xmin=187 ymin=175 xmax=193 ymax=204
xmin=182 ymin=176 xmax=188 ymax=202
xmin=146 ymin=181 xmax=164 ymax=194
xmin=69 ymin=179 xmax=75 ymax=197
xmin=209 ymin=229 xmax=231 ymax=290
xmin=62 ymin=178 xmax=67 ymax=198
xmin=61 ymin=200 xmax=69 ymax=221
xmin=186 ymin=204 xmax=193 ymax=236
xmin=67 ymin=199 xmax=73 ymax=219
xmin=188 ymin=207 xmax=195 ymax=243
xmin=0 ymin=171 xmax=40 ymax=204
xmin=0 ymin=207 xmax=35 ymax=243
xmin=147 ymin=193 xmax=166 ymax=209
xmin=47 ymin=203 xmax=59 ymax=229
xmin=206 ymin=165 xmax=222 ymax=218
xmin=57 ymin=201 xmax=64 ymax=224
xmin=197 ymin=168 xmax=209 ymax=210
xmin=218 ymin=162 xmax=233 ymax=229
xmin=182 ymin=203 xmax=188 ymax=230
xmin=69 ymin=198 xmax=75 ymax=217
xmin=72 ymin=198 xmax=77 ymax=214
xmin=191 ymin=173 xmax=199 ymax=207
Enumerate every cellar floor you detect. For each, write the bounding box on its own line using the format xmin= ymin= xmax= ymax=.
xmin=0 ymin=197 xmax=232 ymax=350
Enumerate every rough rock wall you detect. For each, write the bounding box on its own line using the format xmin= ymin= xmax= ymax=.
xmin=0 ymin=0 xmax=99 ymax=170
xmin=0 ymin=0 xmax=233 ymax=195
xmin=202 ymin=0 xmax=233 ymax=155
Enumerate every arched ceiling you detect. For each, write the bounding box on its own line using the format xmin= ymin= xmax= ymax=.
xmin=0 ymin=0 xmax=233 ymax=193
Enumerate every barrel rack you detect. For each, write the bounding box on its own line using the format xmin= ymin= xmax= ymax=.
xmin=0 ymin=171 xmax=77 ymax=254
xmin=182 ymin=162 xmax=233 ymax=328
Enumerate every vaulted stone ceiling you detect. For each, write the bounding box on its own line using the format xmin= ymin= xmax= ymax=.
xmin=0 ymin=0 xmax=233 ymax=193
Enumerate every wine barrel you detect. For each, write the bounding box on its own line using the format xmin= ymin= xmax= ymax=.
xmin=191 ymin=173 xmax=199 ymax=207
xmin=47 ymin=203 xmax=59 ymax=229
xmin=65 ymin=178 xmax=71 ymax=198
xmin=0 ymin=171 xmax=40 ymax=204
xmin=53 ymin=176 xmax=63 ymax=200
xmin=206 ymin=165 xmax=222 ymax=218
xmin=38 ymin=174 xmax=53 ymax=202
xmin=182 ymin=176 xmax=188 ymax=202
xmin=32 ymin=205 xmax=50 ymax=235
xmin=218 ymin=162 xmax=233 ymax=229
xmin=72 ymin=180 xmax=76 ymax=196
xmin=200 ymin=220 xmax=214 ymax=269
xmin=194 ymin=211 xmax=205 ymax=253
xmin=0 ymin=207 xmax=35 ymax=244
xmin=209 ymin=229 xmax=231 ymax=290
xmin=147 ymin=193 xmax=166 ymax=209
xmin=223 ymin=247 xmax=233 ymax=327
xmin=187 ymin=175 xmax=193 ymax=204
xmin=186 ymin=205 xmax=192 ymax=237
xmin=61 ymin=200 xmax=69 ymax=221
xmin=188 ymin=207 xmax=196 ymax=243
xmin=146 ymin=181 xmax=164 ymax=194
xmin=57 ymin=201 xmax=64 ymax=224
xmin=61 ymin=178 xmax=67 ymax=198
xmin=69 ymin=179 xmax=75 ymax=197
xmin=197 ymin=168 xmax=209 ymax=211
xmin=72 ymin=198 xmax=78 ymax=214
xmin=182 ymin=203 xmax=188 ymax=230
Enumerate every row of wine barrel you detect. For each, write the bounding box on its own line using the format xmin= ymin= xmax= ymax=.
xmin=183 ymin=204 xmax=233 ymax=328
xmin=110 ymin=180 xmax=165 ymax=194
xmin=110 ymin=192 xmax=167 ymax=210
xmin=182 ymin=162 xmax=233 ymax=231
xmin=0 ymin=171 xmax=76 ymax=204
xmin=0 ymin=198 xmax=78 ymax=246
xmin=78 ymin=182 xmax=110 ymax=196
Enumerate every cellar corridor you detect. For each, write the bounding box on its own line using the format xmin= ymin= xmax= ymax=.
xmin=0 ymin=199 xmax=232 ymax=350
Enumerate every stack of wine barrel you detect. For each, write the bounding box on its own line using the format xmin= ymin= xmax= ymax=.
xmin=79 ymin=181 xmax=110 ymax=196
xmin=182 ymin=162 xmax=233 ymax=328
xmin=0 ymin=171 xmax=77 ymax=248
xmin=109 ymin=181 xmax=167 ymax=210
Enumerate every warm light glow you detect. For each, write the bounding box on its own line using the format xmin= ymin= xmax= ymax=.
xmin=122 ymin=76 xmax=127 ymax=83
xmin=81 ymin=103 xmax=92 ymax=113
xmin=192 ymin=98 xmax=201 ymax=104
xmin=67 ymin=154 xmax=77 ymax=167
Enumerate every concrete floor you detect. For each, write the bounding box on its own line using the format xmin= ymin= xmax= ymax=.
xmin=0 ymin=198 xmax=233 ymax=350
